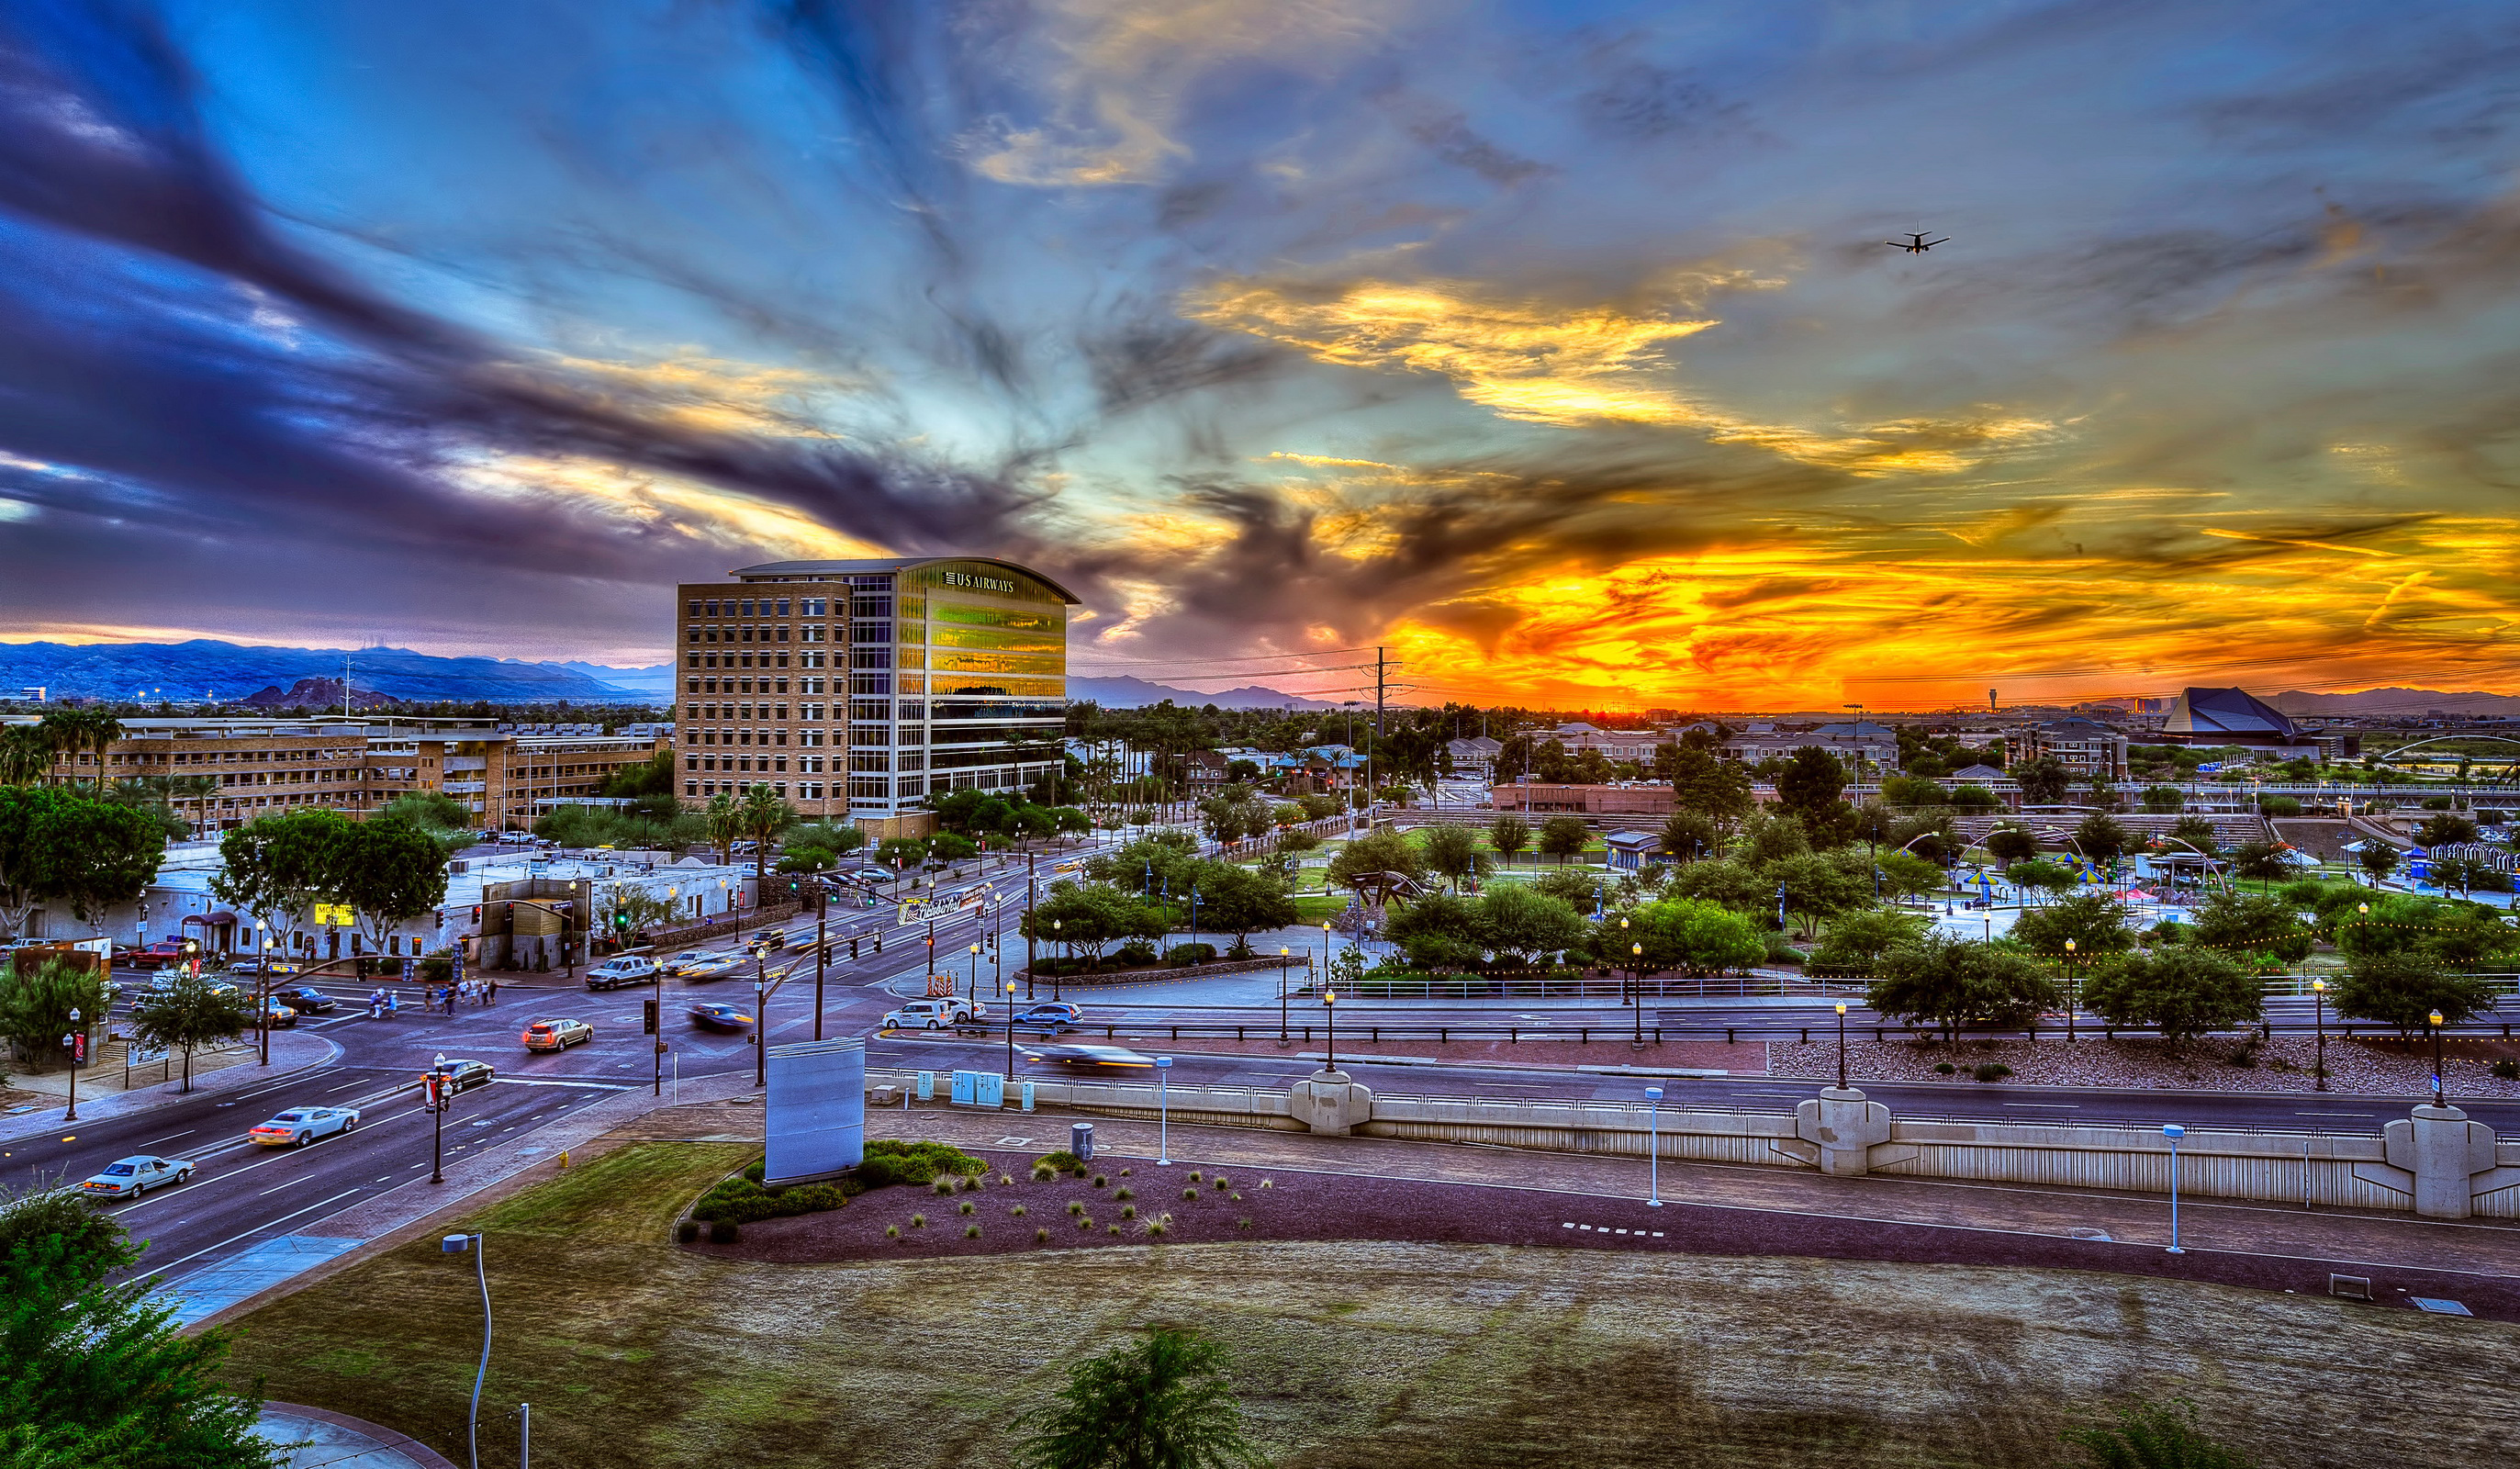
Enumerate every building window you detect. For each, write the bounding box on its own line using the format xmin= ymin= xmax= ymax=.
xmin=850 ymin=752 xmax=890 ymax=772
xmin=848 ymin=776 xmax=890 ymax=800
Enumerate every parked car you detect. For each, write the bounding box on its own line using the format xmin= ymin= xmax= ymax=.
xmin=584 ymin=957 xmax=661 ymax=991
xmin=272 ymin=987 xmax=337 ymax=1015
xmin=428 ymin=1057 xmax=497 ymax=1093
xmin=521 ymin=1017 xmax=595 ymax=1052
xmin=687 ymin=1002 xmax=754 ymax=1031
xmin=879 ymin=997 xmax=982 ymax=1030
xmin=147 ymin=972 xmax=238 ymax=998
xmin=249 ymin=1105 xmax=360 ymax=1147
xmin=129 ymin=940 xmax=190 ymax=970
xmin=79 ymin=1155 xmax=195 ymax=1198
xmin=1019 ymin=1044 xmax=1155 ymax=1070
xmin=1013 ymin=1002 xmax=1083 ymax=1034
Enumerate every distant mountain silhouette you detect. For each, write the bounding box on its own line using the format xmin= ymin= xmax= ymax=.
xmin=1068 ymin=675 xmax=1337 ymax=711
xmin=2269 ymin=687 xmax=2520 ymax=718
xmin=0 ymin=640 xmax=661 ymax=705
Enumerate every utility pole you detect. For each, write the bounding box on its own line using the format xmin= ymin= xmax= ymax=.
xmin=1025 ymin=851 xmax=1036 ymax=1001
xmin=812 ymin=874 xmax=827 ymax=1041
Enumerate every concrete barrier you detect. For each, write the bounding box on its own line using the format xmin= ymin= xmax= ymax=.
xmin=863 ymin=1068 xmax=2520 ymax=1217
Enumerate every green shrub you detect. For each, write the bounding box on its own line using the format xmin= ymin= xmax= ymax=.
xmin=1182 ymin=1187 xmax=1199 ymax=1201
xmin=1034 ymin=1149 xmax=1083 ymax=1174
xmin=690 ymin=1168 xmax=858 ymax=1227
xmin=1120 ymin=1204 xmax=1137 ymax=1220
xmin=1114 ymin=1186 xmax=1134 ymax=1201
xmin=1166 ymin=942 xmax=1218 ymax=967
xmin=1092 ymin=1174 xmax=1107 ymax=1188
xmin=1032 ymin=1165 xmax=1057 ymax=1182
xmin=1078 ymin=1217 xmax=1094 ymax=1230
xmin=709 ymin=1219 xmax=740 ymax=1244
xmin=1036 ymin=1228 xmax=1050 ymax=1242
xmin=675 ymin=1219 xmax=700 ymax=1243
xmin=958 ymin=1199 xmax=976 ymax=1216
xmin=2492 ymin=1060 xmax=2519 ymax=1082
xmin=934 ymin=1180 xmax=955 ymax=1195
xmin=1012 ymin=1204 xmax=1027 ymax=1217
xmin=1934 ymin=1061 xmax=1957 ymax=1075
xmin=885 ymin=1225 xmax=901 ymax=1239
xmin=965 ymin=1224 xmax=981 ymax=1239
xmin=910 ymin=1213 xmax=926 ymax=1229
xmin=854 ymin=1139 xmax=985 ymax=1191
xmin=1111 ymin=941 xmax=1161 ymax=968
xmin=1972 ymin=1062 xmax=2013 ymax=1082
xmin=1067 ymin=1200 xmax=1086 ymax=1216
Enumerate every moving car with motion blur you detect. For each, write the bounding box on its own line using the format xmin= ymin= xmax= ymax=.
xmin=1017 ymin=1043 xmax=1155 ymax=1070
xmin=255 ymin=997 xmax=299 ymax=1028
xmin=687 ymin=1002 xmax=754 ymax=1032
xmin=249 ymin=1106 xmax=360 ymax=1147
xmin=521 ymin=1017 xmax=595 ymax=1052
xmin=661 ymin=948 xmax=734 ymax=978
xmin=79 ymin=1154 xmax=195 ymax=1197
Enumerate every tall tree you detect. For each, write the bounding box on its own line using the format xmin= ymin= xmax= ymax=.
xmin=1419 ymin=824 xmax=1490 ymax=891
xmin=2073 ymin=813 xmax=2131 ymax=865
xmin=0 ymin=725 xmax=51 ymax=787
xmin=124 ymin=973 xmax=252 ymax=1092
xmin=333 ymin=817 xmax=451 ymax=958
xmin=1473 ymin=884 xmax=1586 ymax=967
xmin=1018 ymin=1327 xmax=1263 ymax=1469
xmin=1018 ymin=882 xmax=1168 ymax=970
xmin=1659 ymin=744 xmax=1754 ymax=829
xmin=1485 ymin=813 xmax=1530 ymax=868
xmin=1182 ymin=861 xmax=1297 ymax=958
xmin=1536 ymin=815 xmax=1590 ymax=866
xmin=1775 ymin=746 xmax=1848 ymax=831
xmin=1984 ymin=824 xmax=2038 ymax=866
xmin=2081 ymin=949 xmax=2262 ymax=1049
xmin=0 ymin=957 xmax=106 ymax=1075
xmin=0 ymin=786 xmax=165 ymax=943
xmin=704 ymin=791 xmax=743 ymax=866
xmin=737 ymin=783 xmax=795 ymax=883
xmin=1658 ymin=810 xmax=1719 ymax=864
xmin=2013 ymin=755 xmax=2072 ymax=804
xmin=1867 ymin=933 xmax=2061 ymax=1045
xmin=2333 ymin=952 xmax=2499 ymax=1037
xmin=210 ymin=811 xmax=349 ymax=953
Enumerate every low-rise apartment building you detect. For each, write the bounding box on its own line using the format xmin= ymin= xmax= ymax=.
xmin=3 ymin=716 xmax=663 ymax=836
xmin=2016 ymin=717 xmax=2131 ymax=781
xmin=1490 ymin=782 xmax=1676 ymax=817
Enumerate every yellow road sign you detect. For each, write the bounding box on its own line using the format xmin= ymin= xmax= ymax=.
xmin=312 ymin=904 xmax=353 ymax=927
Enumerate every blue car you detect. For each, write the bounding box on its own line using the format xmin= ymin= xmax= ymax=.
xmin=1013 ymin=1003 xmax=1082 ymax=1034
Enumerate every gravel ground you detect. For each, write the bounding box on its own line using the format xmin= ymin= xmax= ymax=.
xmin=1766 ymin=1033 xmax=2520 ymax=1098
xmin=695 ymin=1149 xmax=2520 ymax=1324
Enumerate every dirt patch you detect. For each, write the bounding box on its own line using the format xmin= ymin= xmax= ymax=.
xmin=697 ymin=1149 xmax=2520 ymax=1325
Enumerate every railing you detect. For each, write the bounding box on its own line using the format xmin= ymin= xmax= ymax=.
xmin=1001 ymin=1015 xmax=2520 ymax=1047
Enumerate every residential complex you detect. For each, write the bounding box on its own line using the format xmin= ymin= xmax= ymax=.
xmin=675 ymin=556 xmax=1072 ymax=835
xmin=1 ymin=716 xmax=662 ymax=835
xmin=2016 ymin=716 xmax=2131 ymax=781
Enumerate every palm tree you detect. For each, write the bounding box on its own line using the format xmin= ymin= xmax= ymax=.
xmin=35 ymin=709 xmax=122 ymax=791
xmin=0 ymin=726 xmax=50 ymax=787
xmin=736 ymin=783 xmax=793 ymax=885
xmin=1018 ymin=1328 xmax=1264 ymax=1469
xmin=703 ymin=791 xmax=742 ymax=867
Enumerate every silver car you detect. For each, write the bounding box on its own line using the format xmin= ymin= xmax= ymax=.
xmin=250 ymin=1105 xmax=361 ymax=1148
xmin=79 ymin=1154 xmax=195 ymax=1198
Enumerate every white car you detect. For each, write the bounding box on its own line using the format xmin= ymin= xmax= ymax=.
xmin=249 ymin=1106 xmax=361 ymax=1148
xmin=880 ymin=997 xmax=982 ymax=1029
xmin=585 ymin=956 xmax=661 ymax=991
xmin=79 ymin=1155 xmax=195 ymax=1198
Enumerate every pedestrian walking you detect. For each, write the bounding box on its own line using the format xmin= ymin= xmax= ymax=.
xmin=386 ymin=990 xmax=399 ymax=1017
xmin=486 ymin=977 xmax=498 ymax=1007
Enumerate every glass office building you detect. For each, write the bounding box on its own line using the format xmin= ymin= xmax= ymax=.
xmin=674 ymin=557 xmax=1075 ymax=831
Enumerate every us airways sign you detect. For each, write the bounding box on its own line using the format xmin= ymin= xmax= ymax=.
xmin=935 ymin=569 xmax=1017 ymax=594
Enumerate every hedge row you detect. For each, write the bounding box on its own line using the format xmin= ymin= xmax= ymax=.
xmin=688 ymin=1139 xmax=987 ymax=1226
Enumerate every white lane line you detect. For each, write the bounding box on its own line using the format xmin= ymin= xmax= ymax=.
xmin=488 ymin=1077 xmax=634 ymax=1091
xmin=136 ymin=1128 xmax=197 ymax=1147
xmin=148 ymin=1188 xmax=364 ymax=1278
xmin=2000 ymin=1104 xmax=2083 ymax=1110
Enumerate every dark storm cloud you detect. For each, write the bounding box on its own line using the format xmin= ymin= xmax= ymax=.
xmin=0 ymin=1 xmax=1031 ymax=596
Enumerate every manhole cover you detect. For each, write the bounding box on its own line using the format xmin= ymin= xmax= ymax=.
xmin=996 ymin=1136 xmax=1033 ymax=1147
xmin=2411 ymin=1297 xmax=2472 ymax=1316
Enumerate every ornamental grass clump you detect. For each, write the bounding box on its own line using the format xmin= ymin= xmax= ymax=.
xmin=910 ymin=1213 xmax=927 ymax=1229
xmin=1119 ymin=1204 xmax=1137 ymax=1220
xmin=1114 ymin=1186 xmax=1134 ymax=1201
xmin=1036 ymin=1228 xmax=1050 ymax=1243
xmin=965 ymin=1224 xmax=981 ymax=1239
xmin=1033 ymin=1165 xmax=1058 ymax=1183
xmin=1012 ymin=1204 xmax=1028 ymax=1217
xmin=1092 ymin=1174 xmax=1108 ymax=1188
xmin=958 ymin=1200 xmax=976 ymax=1216
xmin=1067 ymin=1200 xmax=1086 ymax=1217
xmin=885 ymin=1225 xmax=901 ymax=1239
xmin=934 ymin=1180 xmax=955 ymax=1196
xmin=1182 ymin=1187 xmax=1199 ymax=1201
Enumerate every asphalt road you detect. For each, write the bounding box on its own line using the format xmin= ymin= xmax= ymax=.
xmin=26 ymin=878 xmax=2516 ymax=1297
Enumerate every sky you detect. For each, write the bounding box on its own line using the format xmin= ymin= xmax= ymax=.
xmin=2 ymin=0 xmax=2517 ymax=711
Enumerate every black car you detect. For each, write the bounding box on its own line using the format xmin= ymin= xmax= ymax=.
xmin=427 ymin=1058 xmax=497 ymax=1093
xmin=273 ymin=987 xmax=337 ymax=1015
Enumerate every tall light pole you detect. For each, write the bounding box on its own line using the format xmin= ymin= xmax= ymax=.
xmin=440 ymin=1231 xmax=491 ymax=1469
xmin=2063 ymin=937 xmax=2078 ymax=1043
xmin=750 ymin=938 xmax=771 ymax=1089
xmin=1643 ymin=1085 xmax=1663 ymax=1207
xmin=1155 ymin=1055 xmax=1172 ymax=1166
xmin=2428 ymin=1008 xmax=2447 ymax=1108
xmin=1320 ymin=920 xmax=1332 ymax=991
xmin=1324 ymin=990 xmax=1338 ymax=1071
xmin=1630 ymin=942 xmax=1644 ymax=1046
xmin=62 ymin=1006 xmax=80 ymax=1122
xmin=1833 ymin=1001 xmax=1848 ymax=1089
xmin=1003 ymin=981 xmax=1018 ymax=1081
xmin=2161 ymin=1124 xmax=2185 ymax=1254
xmin=1278 ymin=946 xmax=1290 ymax=1044
xmin=2311 ymin=978 xmax=2328 ymax=1092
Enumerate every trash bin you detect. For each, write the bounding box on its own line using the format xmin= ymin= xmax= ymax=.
xmin=1070 ymin=1121 xmax=1094 ymax=1162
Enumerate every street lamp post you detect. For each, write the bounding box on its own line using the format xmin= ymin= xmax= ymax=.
xmin=1278 ymin=946 xmax=1290 ymax=1044
xmin=63 ymin=1006 xmax=80 ymax=1122
xmin=1320 ymin=920 xmax=1332 ymax=991
xmin=1833 ymin=1001 xmax=1848 ymax=1089
xmin=751 ymin=939 xmax=771 ymax=1090
xmin=1003 ymin=981 xmax=1017 ymax=1081
xmin=1324 ymin=990 xmax=1338 ymax=1072
xmin=2063 ymin=937 xmax=2078 ymax=1043
xmin=1155 ymin=1055 xmax=1172 ymax=1165
xmin=440 ymin=1232 xmax=492 ymax=1469
xmin=2162 ymin=1123 xmax=2186 ymax=1253
xmin=429 ymin=1055 xmax=451 ymax=1183
xmin=2311 ymin=978 xmax=2329 ymax=1092
xmin=2428 ymin=1008 xmax=2447 ymax=1108
xmin=1050 ymin=918 xmax=1062 ymax=1003
xmin=969 ymin=943 xmax=981 ymax=1007
xmin=1630 ymin=942 xmax=1644 ymax=1046
xmin=1643 ymin=1085 xmax=1663 ymax=1207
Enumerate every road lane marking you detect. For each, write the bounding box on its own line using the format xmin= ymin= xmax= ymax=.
xmin=2000 ymin=1104 xmax=2082 ymax=1110
xmin=136 ymin=1129 xmax=197 ymax=1147
xmin=149 ymin=1188 xmax=365 ymax=1276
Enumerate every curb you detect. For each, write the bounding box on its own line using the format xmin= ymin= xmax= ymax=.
xmin=259 ymin=1401 xmax=459 ymax=1469
xmin=0 ymin=1033 xmax=344 ymax=1149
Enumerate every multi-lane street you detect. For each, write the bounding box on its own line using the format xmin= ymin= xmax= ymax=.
xmin=16 ymin=860 xmax=2513 ymax=1305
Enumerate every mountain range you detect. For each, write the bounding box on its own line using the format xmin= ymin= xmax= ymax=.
xmin=1067 ymin=675 xmax=1337 ymax=711
xmin=0 ymin=640 xmax=669 ymax=706
xmin=2268 ymin=687 xmax=2520 ymax=718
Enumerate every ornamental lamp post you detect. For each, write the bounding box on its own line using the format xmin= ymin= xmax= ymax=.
xmin=1324 ymin=990 xmax=1338 ymax=1072
xmin=2311 ymin=978 xmax=2329 ymax=1091
xmin=1155 ymin=1055 xmax=1172 ymax=1165
xmin=1643 ymin=1085 xmax=1663 ymax=1207
xmin=2063 ymin=937 xmax=2078 ymax=1043
xmin=63 ymin=1007 xmax=80 ymax=1122
xmin=1004 ymin=981 xmax=1018 ymax=1081
xmin=2428 ymin=1008 xmax=2447 ymax=1108
xmin=1833 ymin=1001 xmax=1849 ymax=1089
xmin=440 ymin=1231 xmax=492 ymax=1469
xmin=1630 ymin=942 xmax=1644 ymax=1045
xmin=1279 ymin=946 xmax=1291 ymax=1044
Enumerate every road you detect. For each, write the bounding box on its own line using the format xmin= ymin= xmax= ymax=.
xmin=19 ymin=866 xmax=2514 ymax=1300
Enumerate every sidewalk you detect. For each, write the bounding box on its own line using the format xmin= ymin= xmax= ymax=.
xmin=255 ymin=1403 xmax=457 ymax=1469
xmin=0 ymin=1030 xmax=342 ymax=1148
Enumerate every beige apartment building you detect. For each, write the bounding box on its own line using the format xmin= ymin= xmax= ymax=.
xmin=674 ymin=556 xmax=1073 ymax=834
xmin=6 ymin=717 xmax=663 ymax=835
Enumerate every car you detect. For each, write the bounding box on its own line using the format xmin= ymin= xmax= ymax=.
xmin=678 ymin=955 xmax=744 ymax=982
xmin=428 ymin=1057 xmax=498 ymax=1093
xmin=78 ymin=1154 xmax=194 ymax=1198
xmin=879 ymin=997 xmax=980 ymax=1030
xmin=1014 ymin=1002 xmax=1084 ymax=1031
xmin=129 ymin=940 xmax=190 ymax=970
xmin=272 ymin=986 xmax=337 ymax=1015
xmin=661 ymin=948 xmax=733 ymax=978
xmin=521 ymin=1017 xmax=595 ymax=1051
xmin=255 ymin=997 xmax=298 ymax=1028
xmin=688 ymin=1002 xmax=754 ymax=1031
xmin=248 ymin=1106 xmax=360 ymax=1148
xmin=753 ymin=927 xmax=789 ymax=949
xmin=784 ymin=929 xmax=825 ymax=951
xmin=1019 ymin=1043 xmax=1155 ymax=1070
xmin=584 ymin=957 xmax=661 ymax=991
xmin=148 ymin=971 xmax=238 ymax=998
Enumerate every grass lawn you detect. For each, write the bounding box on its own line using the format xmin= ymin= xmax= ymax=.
xmin=218 ymin=1141 xmax=2517 ymax=1468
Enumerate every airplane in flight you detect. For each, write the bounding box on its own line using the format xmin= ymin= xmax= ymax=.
xmin=1887 ymin=232 xmax=1950 ymax=253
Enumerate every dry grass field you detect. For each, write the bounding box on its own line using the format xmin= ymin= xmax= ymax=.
xmin=216 ymin=1142 xmax=2520 ymax=1468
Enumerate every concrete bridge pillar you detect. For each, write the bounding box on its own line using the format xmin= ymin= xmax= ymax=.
xmin=2384 ymin=1105 xmax=2501 ymax=1219
xmin=1796 ymin=1086 xmax=1894 ymax=1176
xmin=1290 ymin=1070 xmax=1372 ymax=1137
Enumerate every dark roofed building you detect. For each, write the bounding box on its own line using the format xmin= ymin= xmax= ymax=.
xmin=2160 ymin=687 xmax=2301 ymax=746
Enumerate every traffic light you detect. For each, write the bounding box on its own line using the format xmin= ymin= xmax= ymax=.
xmin=422 ymin=1071 xmax=442 ymax=1109
xmin=872 ymin=936 xmax=881 ymax=954
xmin=849 ymin=937 xmax=859 ymax=959
xmin=615 ymin=913 xmax=630 ymax=930
xmin=471 ymin=905 xmax=483 ymax=924
xmin=643 ymin=998 xmax=659 ymax=1035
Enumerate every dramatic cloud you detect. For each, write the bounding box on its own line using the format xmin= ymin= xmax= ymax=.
xmin=4 ymin=0 xmax=2520 ymax=705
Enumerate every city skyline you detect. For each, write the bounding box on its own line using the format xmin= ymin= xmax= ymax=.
xmin=4 ymin=3 xmax=2518 ymax=710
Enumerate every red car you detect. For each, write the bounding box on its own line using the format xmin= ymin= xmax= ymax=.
xmin=130 ymin=941 xmax=190 ymax=970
